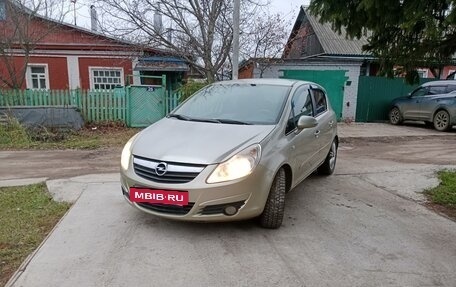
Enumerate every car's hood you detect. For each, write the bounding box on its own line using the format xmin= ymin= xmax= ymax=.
xmin=132 ymin=118 xmax=275 ymax=165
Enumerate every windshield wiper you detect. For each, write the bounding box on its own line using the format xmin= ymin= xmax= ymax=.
xmin=169 ymin=114 xmax=251 ymax=125
xmin=168 ymin=114 xmax=192 ymax=121
xmin=212 ymin=118 xmax=252 ymax=125
xmin=168 ymin=114 xmax=221 ymax=123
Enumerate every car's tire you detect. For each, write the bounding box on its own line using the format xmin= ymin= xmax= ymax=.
xmin=389 ymin=107 xmax=403 ymax=125
xmin=433 ymin=110 xmax=451 ymax=131
xmin=318 ymin=139 xmax=338 ymax=176
xmin=259 ymin=168 xmax=286 ymax=229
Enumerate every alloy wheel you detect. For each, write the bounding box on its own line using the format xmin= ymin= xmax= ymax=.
xmin=389 ymin=108 xmax=401 ymax=125
xmin=329 ymin=141 xmax=337 ymax=171
xmin=434 ymin=110 xmax=450 ymax=131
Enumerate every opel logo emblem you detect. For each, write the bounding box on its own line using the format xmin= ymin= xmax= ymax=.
xmin=155 ymin=162 xmax=168 ymax=176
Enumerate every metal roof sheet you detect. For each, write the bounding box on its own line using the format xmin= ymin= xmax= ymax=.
xmin=302 ymin=6 xmax=370 ymax=56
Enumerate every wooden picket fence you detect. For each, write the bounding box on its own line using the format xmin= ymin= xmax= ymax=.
xmin=0 ymin=88 xmax=181 ymax=126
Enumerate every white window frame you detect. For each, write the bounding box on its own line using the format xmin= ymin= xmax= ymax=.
xmin=447 ymin=69 xmax=455 ymax=79
xmin=89 ymin=67 xmax=124 ymax=90
xmin=25 ymin=64 xmax=50 ymax=90
xmin=417 ymin=69 xmax=428 ymax=78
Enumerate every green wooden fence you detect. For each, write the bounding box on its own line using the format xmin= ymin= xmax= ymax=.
xmin=355 ymin=77 xmax=435 ymax=122
xmin=0 ymin=89 xmax=78 ymax=107
xmin=0 ymin=88 xmax=181 ymax=126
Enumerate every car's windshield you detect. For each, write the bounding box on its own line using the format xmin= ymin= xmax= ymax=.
xmin=170 ymin=83 xmax=290 ymax=125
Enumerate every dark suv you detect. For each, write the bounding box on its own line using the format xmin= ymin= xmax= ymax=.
xmin=389 ymin=80 xmax=456 ymax=131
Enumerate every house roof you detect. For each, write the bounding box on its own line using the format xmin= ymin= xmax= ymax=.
xmin=302 ymin=6 xmax=369 ymax=56
xmin=8 ymin=0 xmax=171 ymax=54
xmin=285 ymin=6 xmax=370 ymax=58
xmin=135 ymin=57 xmax=189 ymax=72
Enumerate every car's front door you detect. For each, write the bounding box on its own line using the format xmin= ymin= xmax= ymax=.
xmin=285 ymin=85 xmax=319 ymax=184
xmin=404 ymin=87 xmax=428 ymax=119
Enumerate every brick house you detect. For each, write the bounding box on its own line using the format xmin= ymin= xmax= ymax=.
xmin=0 ymin=0 xmax=189 ymax=91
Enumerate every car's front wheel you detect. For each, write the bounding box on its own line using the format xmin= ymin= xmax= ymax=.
xmin=318 ymin=139 xmax=338 ymax=175
xmin=433 ymin=110 xmax=451 ymax=131
xmin=259 ymin=168 xmax=286 ymax=229
xmin=389 ymin=107 xmax=403 ymax=125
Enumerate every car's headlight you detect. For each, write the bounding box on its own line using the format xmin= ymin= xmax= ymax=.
xmin=207 ymin=144 xmax=261 ymax=184
xmin=121 ymin=134 xmax=139 ymax=170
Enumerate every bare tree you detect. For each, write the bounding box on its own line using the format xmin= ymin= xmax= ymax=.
xmin=95 ymin=0 xmax=271 ymax=83
xmin=240 ymin=12 xmax=289 ymax=78
xmin=0 ymin=0 xmax=68 ymax=88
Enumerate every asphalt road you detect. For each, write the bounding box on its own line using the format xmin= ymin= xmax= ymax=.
xmin=7 ymin=137 xmax=456 ymax=287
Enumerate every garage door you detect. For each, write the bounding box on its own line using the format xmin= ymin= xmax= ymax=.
xmin=281 ymin=70 xmax=347 ymax=120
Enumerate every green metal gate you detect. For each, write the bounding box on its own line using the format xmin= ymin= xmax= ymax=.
xmin=280 ymin=70 xmax=348 ymax=120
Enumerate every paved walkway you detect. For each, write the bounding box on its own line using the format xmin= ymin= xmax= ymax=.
xmin=7 ymin=151 xmax=456 ymax=287
xmin=2 ymin=125 xmax=456 ymax=286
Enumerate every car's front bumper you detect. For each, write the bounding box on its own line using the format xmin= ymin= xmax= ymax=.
xmin=120 ymin=160 xmax=275 ymax=222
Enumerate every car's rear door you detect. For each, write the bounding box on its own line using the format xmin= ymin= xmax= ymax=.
xmin=419 ymin=85 xmax=448 ymax=120
xmin=310 ymin=87 xmax=334 ymax=164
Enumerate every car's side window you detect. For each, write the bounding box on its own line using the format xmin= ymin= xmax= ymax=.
xmin=428 ymin=86 xmax=447 ymax=95
xmin=312 ymin=89 xmax=328 ymax=116
xmin=446 ymin=85 xmax=456 ymax=93
xmin=411 ymin=87 xmax=429 ymax=97
xmin=286 ymin=87 xmax=314 ymax=134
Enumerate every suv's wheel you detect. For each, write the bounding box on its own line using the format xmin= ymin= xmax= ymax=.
xmin=433 ymin=110 xmax=451 ymax=131
xmin=389 ymin=107 xmax=403 ymax=125
xmin=259 ymin=168 xmax=286 ymax=229
xmin=318 ymin=139 xmax=338 ymax=175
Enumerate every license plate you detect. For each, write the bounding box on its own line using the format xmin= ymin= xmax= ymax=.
xmin=129 ymin=187 xmax=189 ymax=206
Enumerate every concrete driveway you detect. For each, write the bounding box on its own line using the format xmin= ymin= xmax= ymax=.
xmin=6 ymin=134 xmax=456 ymax=287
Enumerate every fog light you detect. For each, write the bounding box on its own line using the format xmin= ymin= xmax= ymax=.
xmin=224 ymin=206 xmax=238 ymax=216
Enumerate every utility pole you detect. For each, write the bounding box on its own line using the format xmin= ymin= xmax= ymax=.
xmin=232 ymin=0 xmax=240 ymax=80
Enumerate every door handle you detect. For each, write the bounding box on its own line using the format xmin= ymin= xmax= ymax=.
xmin=314 ymin=130 xmax=321 ymax=138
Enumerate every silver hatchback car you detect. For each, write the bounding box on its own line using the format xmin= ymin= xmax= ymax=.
xmin=120 ymin=79 xmax=338 ymax=228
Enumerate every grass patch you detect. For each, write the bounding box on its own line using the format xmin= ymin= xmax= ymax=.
xmin=0 ymin=183 xmax=71 ymax=286
xmin=0 ymin=119 xmax=140 ymax=150
xmin=0 ymin=117 xmax=31 ymax=148
xmin=426 ymin=170 xmax=456 ymax=207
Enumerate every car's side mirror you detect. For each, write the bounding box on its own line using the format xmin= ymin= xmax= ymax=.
xmin=296 ymin=115 xmax=318 ymax=130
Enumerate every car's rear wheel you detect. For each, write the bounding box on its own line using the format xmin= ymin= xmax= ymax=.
xmin=433 ymin=110 xmax=451 ymax=131
xmin=259 ymin=168 xmax=286 ymax=229
xmin=318 ymin=139 xmax=337 ymax=175
xmin=389 ymin=107 xmax=403 ymax=125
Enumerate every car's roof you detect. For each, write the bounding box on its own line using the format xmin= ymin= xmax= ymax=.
xmin=212 ymin=78 xmax=310 ymax=87
xmin=421 ymin=80 xmax=456 ymax=87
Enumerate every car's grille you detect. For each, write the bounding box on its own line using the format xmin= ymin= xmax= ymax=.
xmin=199 ymin=201 xmax=246 ymax=215
xmin=137 ymin=202 xmax=195 ymax=215
xmin=133 ymin=156 xmax=206 ymax=184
